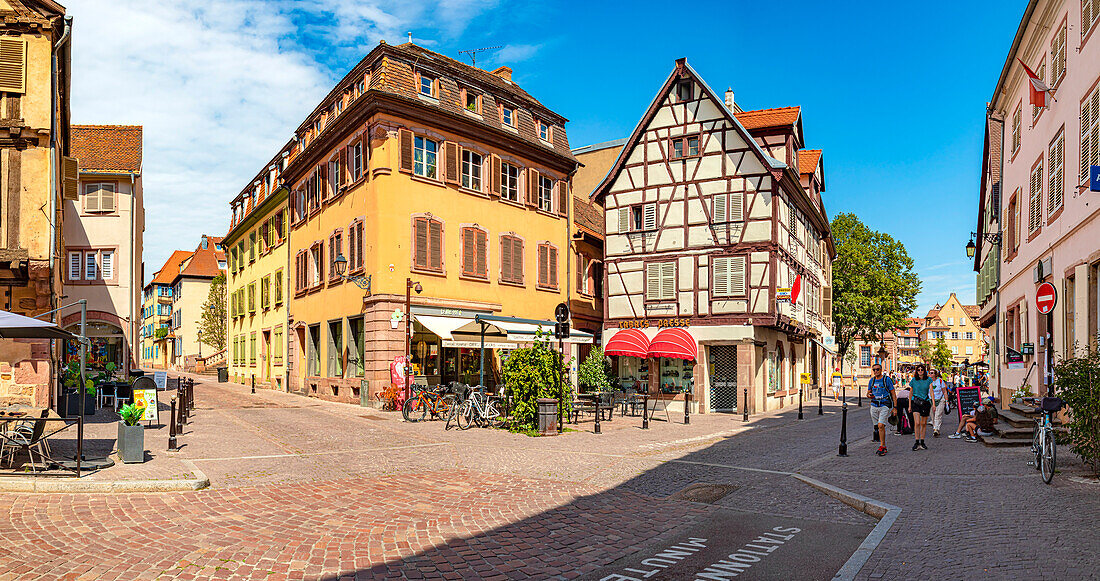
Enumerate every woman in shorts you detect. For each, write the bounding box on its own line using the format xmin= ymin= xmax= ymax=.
xmin=908 ymin=365 xmax=933 ymax=450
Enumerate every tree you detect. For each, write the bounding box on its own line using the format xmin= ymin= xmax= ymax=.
xmin=199 ymin=273 xmax=227 ymax=351
xmin=918 ymin=339 xmax=934 ymax=363
xmin=930 ymin=337 xmax=953 ymax=372
xmin=831 ymin=213 xmax=921 ymax=372
xmin=577 ymin=346 xmax=613 ymax=393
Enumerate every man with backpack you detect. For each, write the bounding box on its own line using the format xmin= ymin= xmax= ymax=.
xmin=867 ymin=364 xmax=897 ymax=456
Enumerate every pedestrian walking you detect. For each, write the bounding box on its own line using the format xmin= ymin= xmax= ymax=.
xmin=909 ymin=366 xmax=933 ymax=450
xmin=867 ymin=364 xmax=896 ymax=456
xmin=894 ymin=381 xmax=912 ymax=436
xmin=929 ymin=369 xmax=948 ymax=437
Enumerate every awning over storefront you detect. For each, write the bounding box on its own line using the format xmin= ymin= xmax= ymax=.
xmin=413 ymin=315 xmax=473 ymax=342
xmin=452 ymin=318 xmax=593 ymax=345
xmin=604 ymin=328 xmax=650 ymax=358
xmin=647 ymin=328 xmax=697 ymax=361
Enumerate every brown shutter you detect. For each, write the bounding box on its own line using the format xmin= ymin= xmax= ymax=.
xmin=490 ymin=155 xmax=501 ymax=198
xmin=501 ymin=237 xmax=512 ymax=282
xmin=476 ymin=230 xmax=487 ymax=277
xmin=527 ymin=169 xmax=538 ymax=206
xmin=398 ymin=129 xmax=413 ymax=173
xmin=320 ymin=164 xmax=330 ymax=199
xmin=444 ymin=142 xmax=459 ymax=184
xmin=0 ymin=38 xmax=26 ymax=93
xmin=576 ymin=254 xmax=584 ymax=291
xmin=557 ymin=180 xmax=568 ymax=216
xmin=538 ymin=245 xmax=548 ymax=286
xmin=514 ymin=239 xmax=524 ymax=283
xmin=462 ymin=228 xmax=474 ymax=276
xmin=339 ymin=148 xmax=347 ymax=185
xmin=62 ymin=156 xmax=79 ymax=200
xmin=414 ymin=218 xmax=428 ymax=269
xmin=549 ymin=247 xmax=558 ymax=287
xmin=362 ymin=135 xmax=370 ymax=181
xmin=429 ymin=220 xmax=442 ymax=271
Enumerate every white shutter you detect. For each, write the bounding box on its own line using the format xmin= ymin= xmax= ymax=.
xmin=660 ymin=262 xmax=676 ymax=300
xmin=618 ymin=207 xmax=630 ymax=233
xmin=1081 ymin=91 xmax=1092 ymax=183
xmin=713 ymin=257 xmax=730 ymax=296
xmin=83 ymin=185 xmax=99 ymax=213
xmin=713 ymin=194 xmax=727 ymax=223
xmin=99 ymin=184 xmax=116 ymax=212
xmin=729 ymin=192 xmax=743 ymax=222
xmin=646 ymin=263 xmax=660 ymax=300
xmin=643 ymin=203 xmax=656 ymax=230
xmin=730 ymin=256 xmax=746 ymax=295
xmin=68 ymin=251 xmax=81 ymax=280
xmin=85 ymin=252 xmax=97 ymax=280
xmin=100 ymin=251 xmax=114 ymax=280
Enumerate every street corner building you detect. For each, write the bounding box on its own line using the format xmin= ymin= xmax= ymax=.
xmin=976 ymin=0 xmax=1100 ymax=403
xmin=226 ymin=41 xmax=586 ymax=404
xmin=581 ymin=58 xmax=836 ymax=416
xmin=0 ymin=0 xmax=72 ymax=407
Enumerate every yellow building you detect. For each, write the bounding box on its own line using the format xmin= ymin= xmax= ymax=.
xmin=278 ymin=42 xmax=581 ymax=403
xmin=225 ymin=167 xmax=289 ymax=389
xmin=0 ymin=1 xmax=73 ymax=407
xmin=921 ymin=293 xmax=987 ymax=370
xmin=141 ymin=251 xmax=189 ymax=368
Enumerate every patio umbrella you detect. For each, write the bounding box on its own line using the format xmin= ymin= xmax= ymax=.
xmin=0 ymin=310 xmax=77 ymax=339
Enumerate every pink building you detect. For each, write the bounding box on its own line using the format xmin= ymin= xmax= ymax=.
xmin=977 ymin=0 xmax=1100 ymax=403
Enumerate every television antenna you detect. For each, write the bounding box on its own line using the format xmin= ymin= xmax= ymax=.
xmin=458 ymin=45 xmax=503 ymax=66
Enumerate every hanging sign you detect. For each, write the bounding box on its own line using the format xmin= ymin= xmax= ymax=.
xmin=800 ymin=373 xmax=812 ymax=384
xmin=776 ymin=288 xmax=791 ymax=302
xmin=1035 ymin=281 xmax=1057 ymax=315
xmin=153 ymin=370 xmax=167 ymax=391
xmin=791 ymin=275 xmax=802 ymax=304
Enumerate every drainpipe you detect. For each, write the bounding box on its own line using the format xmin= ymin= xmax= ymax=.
xmin=130 ymin=172 xmax=137 ymax=373
xmin=49 ymin=17 xmax=73 ymax=407
xmin=991 ymin=106 xmax=1005 ymax=400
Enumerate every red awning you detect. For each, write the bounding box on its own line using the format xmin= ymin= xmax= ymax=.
xmin=604 ymin=328 xmax=650 ymax=358
xmin=647 ymin=328 xmax=698 ymax=361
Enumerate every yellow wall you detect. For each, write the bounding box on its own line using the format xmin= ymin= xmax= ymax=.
xmin=922 ymin=293 xmax=986 ymax=366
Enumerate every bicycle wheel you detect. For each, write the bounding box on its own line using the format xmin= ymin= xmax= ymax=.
xmin=1041 ymin=431 xmax=1056 ymax=484
xmin=485 ymin=400 xmax=504 ymax=429
xmin=402 ymin=396 xmax=427 ymax=422
xmin=444 ymin=397 xmax=460 ymax=430
xmin=456 ymin=399 xmax=474 ymax=430
xmin=1032 ymin=427 xmax=1042 ymax=471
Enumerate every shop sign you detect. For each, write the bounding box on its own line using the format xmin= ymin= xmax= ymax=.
xmin=390 ymin=356 xmax=408 ymax=387
xmin=800 ymin=373 xmax=812 ymax=384
xmin=132 ymin=388 xmax=158 ymax=422
xmin=1020 ymin=343 xmax=1035 ymax=355
xmin=776 ymin=288 xmax=791 ymax=302
xmin=618 ymin=318 xmax=692 ymax=329
xmin=411 ymin=306 xmax=490 ymax=318
xmin=442 ymin=340 xmax=514 ymax=349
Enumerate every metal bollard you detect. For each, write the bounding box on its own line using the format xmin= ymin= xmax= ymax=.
xmin=684 ymin=389 xmax=690 ymax=425
xmin=742 ymin=388 xmax=749 ymax=422
xmin=168 ymin=397 xmax=178 ymax=451
xmin=594 ymin=393 xmax=602 ymax=434
xmin=251 ymin=374 xmax=256 ymax=394
xmin=818 ymin=387 xmax=823 ymax=415
xmin=858 ymin=385 xmax=862 ymax=407
xmin=798 ymin=387 xmax=804 ymax=420
xmin=176 ymin=394 xmax=185 ymax=435
xmin=642 ymin=392 xmax=649 ymax=429
xmin=838 ymin=403 xmax=848 ymax=457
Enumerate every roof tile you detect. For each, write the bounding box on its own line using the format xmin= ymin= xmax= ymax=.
xmin=734 ymin=106 xmax=800 ymax=130
xmin=71 ymin=125 xmax=142 ymax=173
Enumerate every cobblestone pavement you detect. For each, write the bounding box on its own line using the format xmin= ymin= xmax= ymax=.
xmin=1 ymin=375 xmax=1097 ymax=579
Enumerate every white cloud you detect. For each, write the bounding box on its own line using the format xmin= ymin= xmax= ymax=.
xmin=65 ymin=0 xmax=498 ymax=282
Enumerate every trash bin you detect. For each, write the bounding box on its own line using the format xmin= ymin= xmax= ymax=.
xmin=537 ymin=398 xmax=559 ymax=435
xmin=217 ymin=367 xmax=228 ymax=382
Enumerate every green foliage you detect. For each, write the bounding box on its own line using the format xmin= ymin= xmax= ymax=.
xmin=119 ymin=402 xmax=146 ymax=426
xmin=154 ymin=327 xmax=169 ymax=339
xmin=1011 ymin=384 xmax=1034 ymax=400
xmin=930 ymin=338 xmax=953 ymax=371
xmin=199 ymin=273 xmax=227 ymax=351
xmin=830 ymin=213 xmax=921 ymax=369
xmin=501 ymin=329 xmax=572 ymax=431
xmin=918 ymin=340 xmax=934 ymax=363
xmin=577 ymin=346 xmax=612 ymax=393
xmin=1053 ymin=346 xmax=1100 ymax=475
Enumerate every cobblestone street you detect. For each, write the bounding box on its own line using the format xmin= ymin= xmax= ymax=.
xmin=1 ymin=375 xmax=1097 ymax=580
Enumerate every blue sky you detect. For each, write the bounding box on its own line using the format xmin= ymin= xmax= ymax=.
xmin=68 ymin=0 xmax=1024 ymax=315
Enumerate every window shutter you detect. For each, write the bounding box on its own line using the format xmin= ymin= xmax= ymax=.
xmin=729 ymin=192 xmax=743 ymax=221
xmin=320 ymin=163 xmax=330 ymax=199
xmin=661 ymin=262 xmax=676 ymax=300
xmin=462 ymin=228 xmax=474 ymax=276
xmin=398 ymin=129 xmax=414 ymax=173
xmin=618 ymin=208 xmax=630 ymax=233
xmin=549 ymin=247 xmax=558 ymax=287
xmin=643 ymin=203 xmax=656 ymax=230
xmin=85 ymin=252 xmax=97 ymax=280
xmin=501 ymin=237 xmax=513 ymax=282
xmin=527 ymin=169 xmax=538 ymax=206
xmin=576 ymin=254 xmax=584 ymax=291
xmin=557 ymin=180 xmax=568 ymax=216
xmin=1084 ymin=90 xmax=1095 ymax=182
xmin=414 ymin=219 xmax=428 ymax=269
xmin=84 ymin=185 xmax=100 ymax=212
xmin=339 ymin=148 xmax=347 ymax=185
xmin=823 ymin=288 xmax=833 ymax=320
xmin=490 ymin=155 xmax=501 ymax=198
xmin=62 ymin=157 xmax=79 ymax=200
xmin=101 ymin=251 xmax=114 ymax=280
xmin=68 ymin=251 xmax=81 ymax=280
xmin=444 ymin=142 xmax=459 ymax=184
xmin=476 ymin=230 xmax=487 ymax=277
xmin=538 ymin=245 xmax=548 ymax=285
xmin=646 ymin=263 xmax=659 ymax=300
xmin=513 ymin=238 xmax=523 ymax=282
xmin=0 ymin=38 xmax=26 ymax=93
xmin=730 ymin=256 xmax=746 ymax=295
xmin=713 ymin=257 xmax=729 ymax=296
xmin=429 ymin=220 xmax=442 ymax=271
xmin=713 ymin=194 xmax=727 ymax=223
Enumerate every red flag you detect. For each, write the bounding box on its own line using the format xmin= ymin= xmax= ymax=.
xmin=1017 ymin=58 xmax=1050 ymax=108
xmin=791 ymin=274 xmax=802 ymax=305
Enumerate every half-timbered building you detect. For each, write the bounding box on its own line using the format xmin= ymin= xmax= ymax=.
xmin=590 ymin=58 xmax=836 ymax=415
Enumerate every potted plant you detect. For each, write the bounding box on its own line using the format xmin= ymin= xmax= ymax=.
xmin=59 ymin=361 xmax=96 ymax=416
xmin=117 ymin=402 xmax=147 ymax=463
xmin=1011 ymin=384 xmax=1033 ymax=404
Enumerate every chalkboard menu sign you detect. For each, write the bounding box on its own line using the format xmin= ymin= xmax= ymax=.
xmin=956 ymin=386 xmax=982 ymax=420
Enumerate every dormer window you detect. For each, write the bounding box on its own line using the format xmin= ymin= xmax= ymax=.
xmin=501 ymin=105 xmax=515 ymax=127
xmin=464 ymin=90 xmax=481 ymax=113
xmin=675 ymin=80 xmax=693 ymax=102
xmin=419 ymin=73 xmax=437 ymax=98
xmin=538 ymin=120 xmax=551 ymax=142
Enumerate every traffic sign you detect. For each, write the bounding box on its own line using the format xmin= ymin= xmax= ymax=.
xmin=1036 ymin=281 xmax=1057 ymax=315
xmin=1090 ymin=165 xmax=1100 ymax=192
xmin=554 ymin=302 xmax=570 ymax=323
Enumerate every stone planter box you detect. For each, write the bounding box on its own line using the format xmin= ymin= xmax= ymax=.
xmin=117 ymin=421 xmax=145 ymax=463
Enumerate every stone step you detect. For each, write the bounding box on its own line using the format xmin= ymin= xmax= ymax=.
xmin=1009 ymin=402 xmax=1042 ymax=416
xmin=996 ymin=427 xmax=1034 ymax=439
xmin=979 ymin=435 xmax=1031 ymax=447
xmin=997 ymin=408 xmax=1038 ymax=429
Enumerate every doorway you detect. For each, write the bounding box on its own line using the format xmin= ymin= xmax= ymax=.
xmin=263 ymin=330 xmax=271 ymax=382
xmin=708 ymin=345 xmax=738 ymax=412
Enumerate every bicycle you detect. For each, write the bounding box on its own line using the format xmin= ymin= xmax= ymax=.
xmin=402 ymin=385 xmax=455 ymax=422
xmin=455 ymin=386 xmax=504 ymax=430
xmin=1024 ymin=396 xmax=1063 ymax=484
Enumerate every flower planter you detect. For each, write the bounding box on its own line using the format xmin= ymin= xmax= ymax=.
xmin=117 ymin=421 xmax=145 ymax=463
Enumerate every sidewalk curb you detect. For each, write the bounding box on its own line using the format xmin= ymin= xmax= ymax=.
xmin=0 ymin=459 xmax=210 ymax=494
xmin=792 ymin=473 xmax=901 ymax=581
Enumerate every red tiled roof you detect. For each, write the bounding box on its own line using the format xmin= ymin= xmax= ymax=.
xmin=71 ymin=125 xmax=143 ymax=173
xmin=573 ymin=196 xmax=604 ymax=239
xmin=178 ymin=236 xmax=226 ymax=280
xmin=734 ymin=106 xmax=800 ymax=130
xmin=798 ymin=149 xmax=821 ymax=175
xmin=962 ymin=305 xmax=979 ymax=319
xmin=150 ymin=250 xmax=192 ymax=286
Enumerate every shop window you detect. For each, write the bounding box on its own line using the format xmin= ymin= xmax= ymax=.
xmin=348 ymin=317 xmax=365 ymax=377
xmin=658 ymin=358 xmax=693 ymax=394
xmin=617 ymin=356 xmax=647 ymax=391
xmin=410 ymin=330 xmax=439 ymax=377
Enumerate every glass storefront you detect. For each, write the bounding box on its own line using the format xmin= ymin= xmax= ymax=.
xmin=658 ymin=357 xmax=694 ymax=394
xmin=616 ymin=356 xmax=648 ymax=391
xmin=64 ymin=322 xmax=125 ymax=370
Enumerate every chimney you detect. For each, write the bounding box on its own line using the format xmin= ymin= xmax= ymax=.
xmin=201 ymin=235 xmax=208 ymax=250
xmin=491 ymin=66 xmax=512 ymax=82
xmin=724 ymin=88 xmax=741 ymax=113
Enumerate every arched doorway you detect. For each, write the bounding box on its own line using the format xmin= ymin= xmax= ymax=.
xmin=64 ymin=321 xmax=126 ymax=371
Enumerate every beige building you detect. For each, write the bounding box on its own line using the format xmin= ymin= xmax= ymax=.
xmin=920 ymin=293 xmax=987 ymax=370
xmin=141 ymin=250 xmax=189 ymax=368
xmin=0 ymin=0 xmax=72 ymax=407
xmin=143 ymin=236 xmax=225 ymax=369
xmin=61 ymin=125 xmax=143 ymax=373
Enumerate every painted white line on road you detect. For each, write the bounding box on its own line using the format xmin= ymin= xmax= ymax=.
xmin=188 ymin=442 xmax=448 ymax=462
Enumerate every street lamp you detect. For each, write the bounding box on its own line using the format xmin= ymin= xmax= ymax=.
xmin=966 ymin=232 xmax=1002 ymax=258
xmin=876 ymin=343 xmax=888 ymax=368
xmin=332 ymin=254 xmax=372 ymax=291
xmin=197 ymin=329 xmax=202 ymax=358
xmin=404 ymin=278 xmax=422 ymax=402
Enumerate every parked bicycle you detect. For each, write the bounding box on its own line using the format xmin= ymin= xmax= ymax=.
xmin=1024 ymin=396 xmax=1063 ymax=484
xmin=455 ymin=385 xmax=504 ymax=430
xmin=402 ymin=384 xmax=455 ymax=422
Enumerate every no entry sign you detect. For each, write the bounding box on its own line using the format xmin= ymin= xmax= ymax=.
xmin=1036 ymin=281 xmax=1057 ymax=315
